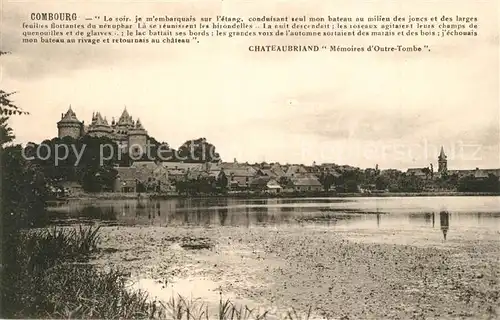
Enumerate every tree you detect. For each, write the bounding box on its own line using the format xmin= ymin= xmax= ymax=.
xmin=378 ymin=169 xmax=403 ymax=192
xmin=397 ymin=173 xmax=424 ymax=192
xmin=176 ymin=138 xmax=220 ymax=163
xmin=375 ymin=175 xmax=390 ymax=191
xmin=0 ymin=53 xmax=30 ymax=120
xmin=26 ymin=135 xmax=120 ymax=192
xmin=421 ymin=167 xmax=431 ymax=180
xmin=0 ymin=117 xmax=14 ymax=145
xmin=215 ymin=170 xmax=228 ymax=192
xmin=1 ymin=51 xmax=41 ymax=228
xmin=334 ymin=169 xmax=361 ymax=193
xmin=319 ymin=172 xmax=335 ymax=191
xmin=457 ymin=174 xmax=500 ymax=193
xmin=1 ymin=51 xmax=51 ymax=318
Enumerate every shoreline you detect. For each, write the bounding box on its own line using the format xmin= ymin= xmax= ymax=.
xmin=61 ymin=191 xmax=500 ymax=201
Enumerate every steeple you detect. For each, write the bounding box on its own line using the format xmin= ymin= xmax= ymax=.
xmin=438 ymin=146 xmax=448 ymax=174
xmin=439 ymin=146 xmax=446 ymax=160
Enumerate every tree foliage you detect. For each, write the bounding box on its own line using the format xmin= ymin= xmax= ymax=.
xmin=1 ymin=50 xmax=43 ymax=230
xmin=176 ymin=138 xmax=220 ymax=163
xmin=319 ymin=172 xmax=335 ymax=191
xmin=0 ymin=117 xmax=15 ymax=145
xmin=457 ymin=174 xmax=500 ymax=192
xmin=334 ymin=169 xmax=362 ymax=193
xmin=27 ymin=136 xmax=119 ymax=192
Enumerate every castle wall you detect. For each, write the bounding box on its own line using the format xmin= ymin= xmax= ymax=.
xmin=128 ymin=134 xmax=147 ymax=158
xmin=58 ymin=124 xmax=82 ymax=139
xmin=87 ymin=131 xmax=112 ymax=138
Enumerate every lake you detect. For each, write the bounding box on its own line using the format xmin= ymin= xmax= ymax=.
xmin=50 ymin=196 xmax=500 ymax=242
xmin=54 ymin=196 xmax=500 ymax=318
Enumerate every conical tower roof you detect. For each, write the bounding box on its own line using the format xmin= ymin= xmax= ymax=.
xmin=135 ymin=118 xmax=144 ymax=130
xmin=88 ymin=112 xmax=112 ymax=133
xmin=129 ymin=118 xmax=148 ymax=135
xmin=94 ymin=112 xmax=106 ymax=125
xmin=439 ymin=146 xmax=447 ymax=160
xmin=117 ymin=107 xmax=133 ymax=125
xmin=58 ymin=106 xmax=81 ymax=124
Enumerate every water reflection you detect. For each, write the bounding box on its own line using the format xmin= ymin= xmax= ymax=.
xmin=245 ymin=206 xmax=250 ymax=228
xmin=218 ymin=207 xmax=228 ymax=226
xmin=51 ymin=197 xmax=500 ymax=237
xmin=81 ymin=206 xmax=117 ymax=221
xmin=440 ymin=211 xmax=450 ymax=240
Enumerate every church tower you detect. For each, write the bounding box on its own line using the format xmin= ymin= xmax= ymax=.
xmin=438 ymin=146 xmax=447 ymax=174
xmin=57 ymin=106 xmax=83 ymax=139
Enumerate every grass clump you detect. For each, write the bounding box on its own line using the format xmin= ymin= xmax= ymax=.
xmin=1 ymin=224 xmax=162 ymax=318
xmin=154 ymin=294 xmax=314 ymax=320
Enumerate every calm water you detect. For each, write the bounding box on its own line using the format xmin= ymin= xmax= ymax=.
xmin=49 ymin=196 xmax=500 ymax=238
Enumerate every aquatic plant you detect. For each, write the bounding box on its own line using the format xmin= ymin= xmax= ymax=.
xmin=1 ymin=224 xmax=320 ymax=319
xmin=147 ymin=294 xmax=314 ymax=320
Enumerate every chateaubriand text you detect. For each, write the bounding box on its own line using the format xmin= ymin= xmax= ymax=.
xmin=249 ymin=45 xmax=320 ymax=52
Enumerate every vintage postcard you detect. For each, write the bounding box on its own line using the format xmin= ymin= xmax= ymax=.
xmin=1 ymin=0 xmax=499 ymax=319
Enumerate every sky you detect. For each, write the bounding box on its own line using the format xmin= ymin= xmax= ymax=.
xmin=1 ymin=0 xmax=499 ymax=170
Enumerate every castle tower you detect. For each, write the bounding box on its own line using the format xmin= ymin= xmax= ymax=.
xmin=128 ymin=118 xmax=148 ymax=159
xmin=438 ymin=146 xmax=447 ymax=174
xmin=57 ymin=105 xmax=83 ymax=139
xmin=113 ymin=107 xmax=134 ymax=141
xmin=87 ymin=112 xmax=113 ymax=138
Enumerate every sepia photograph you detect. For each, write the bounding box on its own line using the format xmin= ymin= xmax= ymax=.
xmin=1 ymin=0 xmax=499 ymax=319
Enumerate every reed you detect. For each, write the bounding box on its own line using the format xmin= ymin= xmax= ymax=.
xmin=1 ymin=225 xmax=317 ymax=319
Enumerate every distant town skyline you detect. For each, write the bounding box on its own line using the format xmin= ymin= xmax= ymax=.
xmin=12 ymin=103 xmax=497 ymax=172
xmin=2 ymin=0 xmax=498 ymax=170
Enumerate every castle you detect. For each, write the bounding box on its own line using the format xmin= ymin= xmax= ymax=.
xmin=57 ymin=106 xmax=148 ymax=154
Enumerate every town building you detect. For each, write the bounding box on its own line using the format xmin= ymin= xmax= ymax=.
xmin=286 ymin=176 xmax=323 ymax=192
xmin=114 ymin=167 xmax=138 ymax=193
xmin=249 ymin=177 xmax=283 ymax=193
xmin=406 ymin=146 xmax=500 ymax=180
xmin=438 ymin=147 xmax=500 ymax=179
